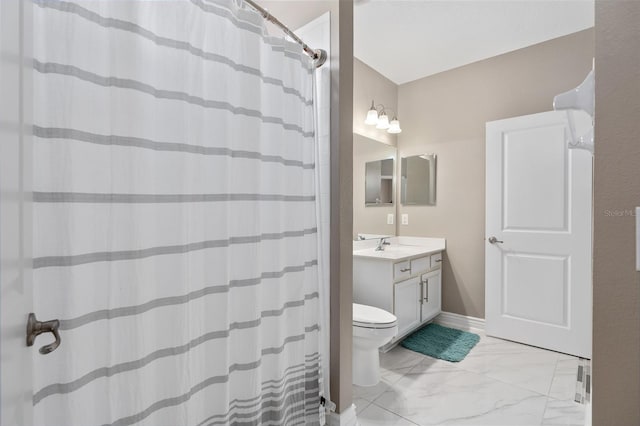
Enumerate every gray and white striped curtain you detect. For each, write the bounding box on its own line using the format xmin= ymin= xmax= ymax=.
xmin=31 ymin=0 xmax=322 ymax=424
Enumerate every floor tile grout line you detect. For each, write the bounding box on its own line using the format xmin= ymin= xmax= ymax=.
xmin=449 ymin=362 xmax=558 ymax=399
xmin=547 ymin=357 xmax=561 ymax=396
xmin=354 ymin=398 xmax=372 ymax=416
xmin=541 ymin=395 xmax=552 ymax=424
xmin=540 ymin=397 xmax=587 ymax=426
xmin=368 ymin=382 xmax=388 ymax=406
xmin=369 ymin=363 xmax=421 ymax=406
xmin=382 ymin=359 xmax=424 ymax=375
xmin=367 ymin=401 xmax=421 ymax=426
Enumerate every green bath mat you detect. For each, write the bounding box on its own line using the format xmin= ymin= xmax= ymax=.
xmin=401 ymin=323 xmax=480 ymax=362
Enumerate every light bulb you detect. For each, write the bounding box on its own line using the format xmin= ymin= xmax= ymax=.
xmin=365 ymin=108 xmax=379 ymax=125
xmin=388 ymin=118 xmax=402 ymax=134
xmin=376 ymin=112 xmax=390 ymax=130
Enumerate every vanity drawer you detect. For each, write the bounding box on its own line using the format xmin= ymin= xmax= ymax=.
xmin=393 ymin=260 xmax=411 ymax=280
xmin=410 ymin=256 xmax=430 ymax=274
xmin=431 ymin=252 xmax=443 ymax=268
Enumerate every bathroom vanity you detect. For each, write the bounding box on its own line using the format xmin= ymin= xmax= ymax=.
xmin=353 ymin=237 xmax=446 ymax=351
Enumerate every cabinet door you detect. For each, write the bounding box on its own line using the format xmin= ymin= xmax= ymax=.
xmin=421 ymin=271 xmax=442 ymax=322
xmin=394 ymin=277 xmax=421 ymax=336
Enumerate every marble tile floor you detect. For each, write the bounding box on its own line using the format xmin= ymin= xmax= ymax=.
xmin=354 ymin=332 xmax=586 ymax=426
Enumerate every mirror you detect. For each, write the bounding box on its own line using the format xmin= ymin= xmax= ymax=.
xmin=365 ymin=158 xmax=394 ymax=206
xmin=353 ymin=134 xmax=396 ymax=238
xmin=401 ymin=154 xmax=437 ymax=205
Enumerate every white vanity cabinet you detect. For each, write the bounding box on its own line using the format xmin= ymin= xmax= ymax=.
xmin=353 ymin=237 xmax=445 ymax=350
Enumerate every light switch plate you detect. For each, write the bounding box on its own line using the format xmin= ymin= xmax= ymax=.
xmin=401 ymin=214 xmax=409 ymax=225
xmin=387 ymin=214 xmax=394 ymax=225
xmin=636 ymin=207 xmax=640 ymax=272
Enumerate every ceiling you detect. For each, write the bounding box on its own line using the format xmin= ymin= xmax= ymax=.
xmin=355 ymin=0 xmax=594 ymax=85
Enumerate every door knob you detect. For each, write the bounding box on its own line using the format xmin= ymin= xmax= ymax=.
xmin=26 ymin=313 xmax=61 ymax=354
xmin=488 ymin=236 xmax=503 ymax=244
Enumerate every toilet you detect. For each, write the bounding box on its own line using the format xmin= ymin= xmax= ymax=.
xmin=352 ymin=303 xmax=398 ymax=387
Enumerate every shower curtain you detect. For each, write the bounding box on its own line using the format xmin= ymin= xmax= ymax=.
xmin=31 ymin=1 xmax=323 ymax=425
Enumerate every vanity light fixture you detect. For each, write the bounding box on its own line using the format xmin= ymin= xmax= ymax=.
xmin=365 ymin=100 xmax=402 ymax=133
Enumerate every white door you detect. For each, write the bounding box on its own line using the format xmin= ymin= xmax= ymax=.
xmin=0 ymin=0 xmax=34 ymax=424
xmin=394 ymin=277 xmax=421 ymax=336
xmin=485 ymin=110 xmax=592 ymax=358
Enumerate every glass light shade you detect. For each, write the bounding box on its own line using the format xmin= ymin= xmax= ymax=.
xmin=365 ymin=108 xmax=378 ymax=125
xmin=387 ymin=118 xmax=402 ymax=134
xmin=376 ymin=113 xmax=390 ymax=129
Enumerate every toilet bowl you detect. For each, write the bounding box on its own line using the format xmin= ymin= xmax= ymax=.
xmin=352 ymin=303 xmax=398 ymax=387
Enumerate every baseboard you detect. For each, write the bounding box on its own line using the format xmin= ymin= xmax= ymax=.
xmin=434 ymin=311 xmax=485 ymax=333
xmin=326 ymin=404 xmax=358 ymax=426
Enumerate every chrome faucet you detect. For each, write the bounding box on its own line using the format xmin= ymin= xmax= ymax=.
xmin=375 ymin=237 xmax=391 ymax=251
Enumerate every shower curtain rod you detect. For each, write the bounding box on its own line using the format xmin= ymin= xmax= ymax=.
xmin=244 ymin=0 xmax=328 ymax=68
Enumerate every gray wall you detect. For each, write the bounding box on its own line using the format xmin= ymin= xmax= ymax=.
xmin=353 ymin=58 xmax=398 ymax=238
xmin=593 ymin=1 xmax=640 ymax=423
xmin=353 ymin=58 xmax=398 ymax=146
xmin=396 ymin=29 xmax=594 ymax=318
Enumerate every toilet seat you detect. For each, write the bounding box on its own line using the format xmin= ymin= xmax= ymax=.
xmin=353 ymin=303 xmax=397 ymax=329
